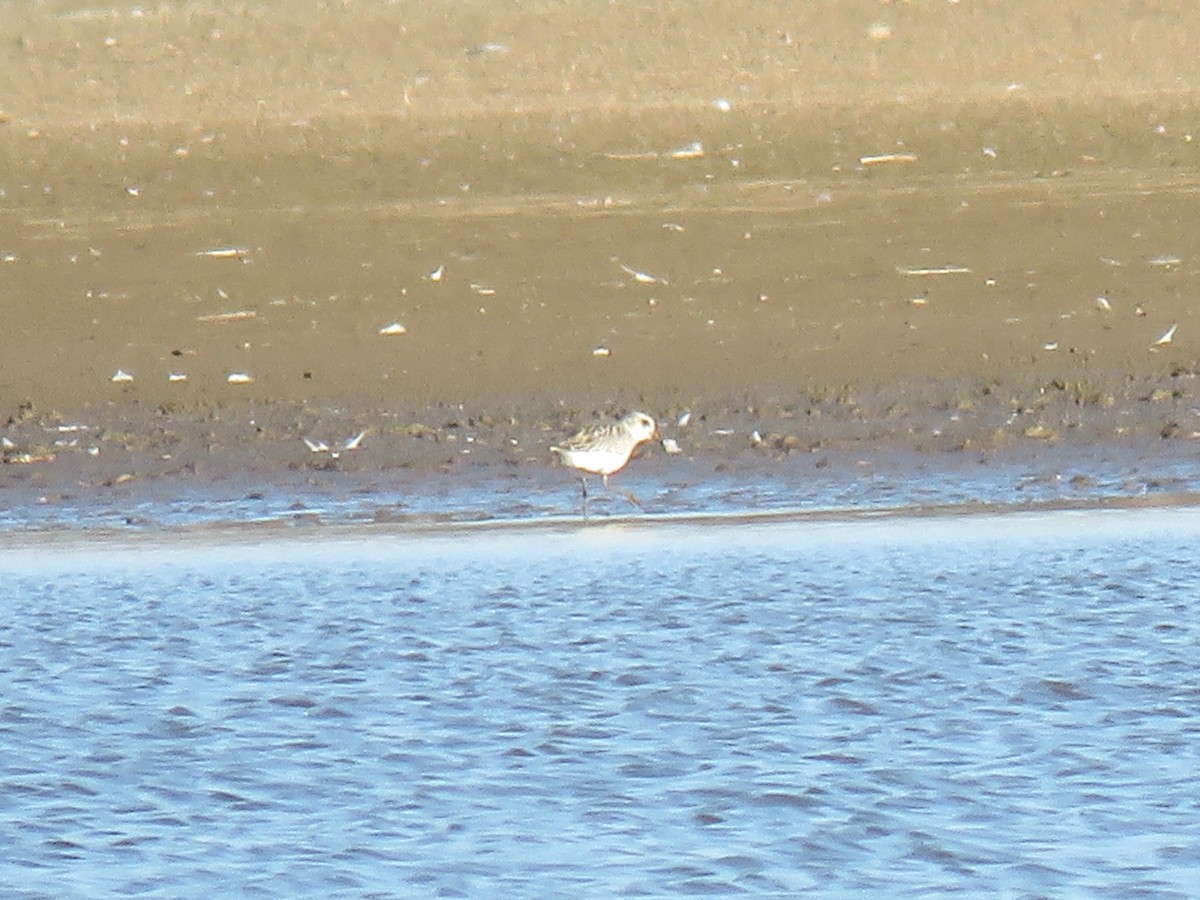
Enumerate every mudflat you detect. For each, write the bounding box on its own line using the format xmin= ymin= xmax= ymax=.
xmin=3 ymin=1 xmax=1200 ymax=501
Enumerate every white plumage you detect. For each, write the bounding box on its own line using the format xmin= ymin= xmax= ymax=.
xmin=550 ymin=412 xmax=657 ymax=483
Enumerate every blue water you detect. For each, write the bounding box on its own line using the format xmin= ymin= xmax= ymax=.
xmin=3 ymin=508 xmax=1199 ymax=897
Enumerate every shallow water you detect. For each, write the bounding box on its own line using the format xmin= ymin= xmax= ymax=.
xmin=3 ymin=507 xmax=1199 ymax=896
xmin=4 ymin=442 xmax=1198 ymax=534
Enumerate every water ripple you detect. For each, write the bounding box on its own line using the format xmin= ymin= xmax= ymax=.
xmin=1 ymin=509 xmax=1199 ymax=895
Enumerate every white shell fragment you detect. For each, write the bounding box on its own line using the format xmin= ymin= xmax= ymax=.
xmin=661 ymin=437 xmax=683 ymax=454
xmin=619 ymin=263 xmax=664 ymax=285
xmin=667 ymin=141 xmax=704 ymax=160
xmin=168 ymin=372 xmax=188 ymax=382
xmin=467 ymin=42 xmax=509 ymax=56
xmin=428 ymin=264 xmax=445 ymax=282
xmin=866 ymin=21 xmax=892 ymax=41
xmin=227 ymin=372 xmax=253 ymax=384
xmin=592 ymin=347 xmax=611 ymax=357
xmin=1095 ymin=296 xmax=1112 ymax=311
xmin=379 ymin=322 xmax=408 ymax=335
xmin=194 ymin=247 xmax=249 ymax=258
xmin=604 ymin=141 xmax=703 ymax=161
xmin=860 ymin=152 xmax=918 ymax=166
xmin=1148 ymin=255 xmax=1182 ymax=268
xmin=304 ymin=430 xmax=366 ymax=458
xmin=6 ymin=452 xmax=55 ymax=464
xmin=197 ymin=310 xmax=256 ymax=323
xmin=677 ymin=411 xmax=692 ymax=427
xmin=111 ymin=369 xmax=134 ymax=383
xmin=896 ymin=265 xmax=972 ymax=276
xmin=1154 ymin=323 xmax=1178 ymax=346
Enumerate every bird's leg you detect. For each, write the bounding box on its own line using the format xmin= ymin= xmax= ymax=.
xmin=601 ymin=473 xmax=642 ymax=509
xmin=580 ymin=476 xmax=589 ymax=520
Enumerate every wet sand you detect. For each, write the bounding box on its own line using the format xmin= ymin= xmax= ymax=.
xmin=3 ymin=1 xmax=1200 ymax=503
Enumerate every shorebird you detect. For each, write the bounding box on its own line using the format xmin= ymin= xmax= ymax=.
xmin=551 ymin=411 xmax=657 ymax=516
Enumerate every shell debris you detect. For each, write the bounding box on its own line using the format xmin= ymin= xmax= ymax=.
xmin=197 ymin=310 xmax=256 ymax=323
xmin=866 ymin=21 xmax=892 ymax=41
xmin=661 ymin=437 xmax=683 ymax=454
xmin=466 ymin=42 xmax=509 ymax=57
xmin=227 ymin=372 xmax=253 ymax=384
xmin=427 ymin=264 xmax=445 ymax=282
xmin=592 ymin=347 xmax=611 ymax=358
xmin=110 ymin=369 xmax=134 ymax=383
xmin=304 ymin=430 xmax=367 ymax=458
xmin=860 ymin=152 xmax=918 ymax=166
xmin=379 ymin=322 xmax=408 ymax=336
xmin=604 ymin=141 xmax=703 ymax=161
xmin=897 ymin=265 xmax=972 ymax=276
xmin=168 ymin=372 xmax=188 ymax=382
xmin=194 ymin=247 xmax=250 ymax=259
xmin=4 ymin=451 xmax=55 ymax=465
xmin=667 ymin=141 xmax=704 ymax=160
xmin=1153 ymin=323 xmax=1178 ymax=347
xmin=619 ymin=263 xmax=665 ymax=285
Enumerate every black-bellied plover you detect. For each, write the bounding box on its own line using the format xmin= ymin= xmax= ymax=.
xmin=551 ymin=411 xmax=657 ymax=516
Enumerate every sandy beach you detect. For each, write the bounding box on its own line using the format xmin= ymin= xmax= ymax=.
xmin=3 ymin=1 xmax=1200 ymax=503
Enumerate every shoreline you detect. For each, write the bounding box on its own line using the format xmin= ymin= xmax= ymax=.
xmin=5 ymin=462 xmax=1200 ymax=543
xmin=3 ymin=430 xmax=1198 ymax=535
